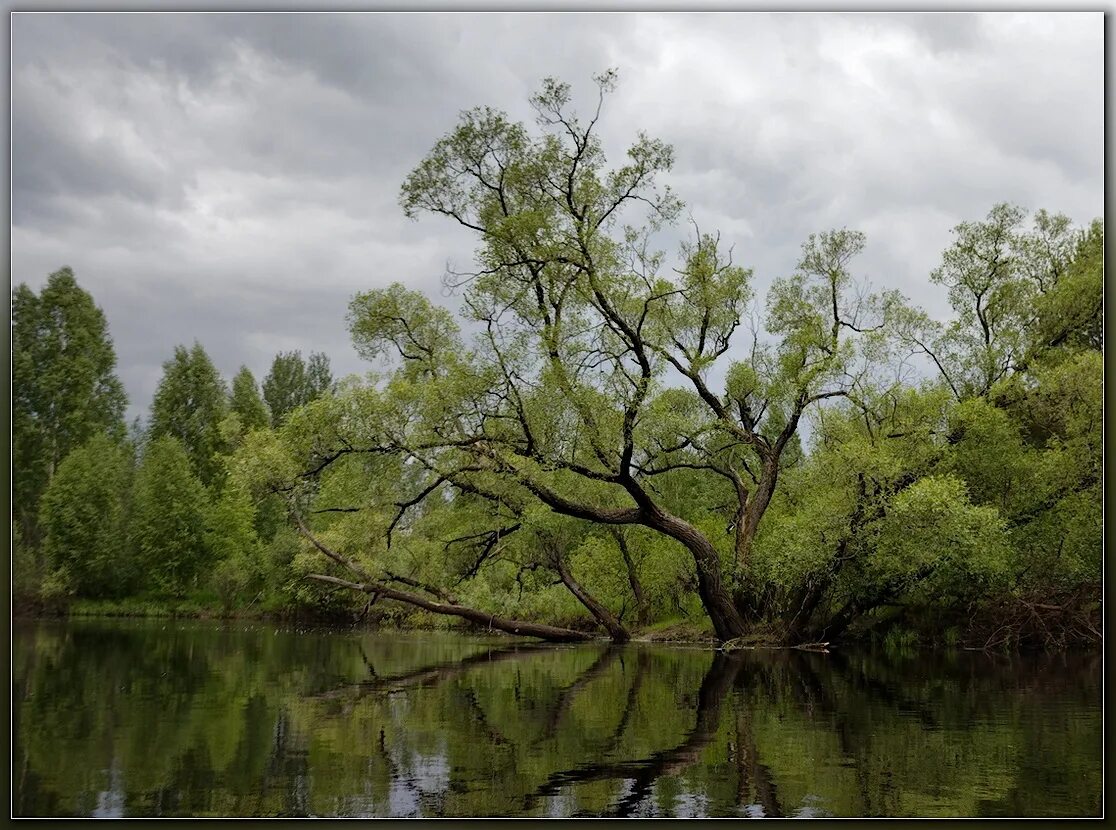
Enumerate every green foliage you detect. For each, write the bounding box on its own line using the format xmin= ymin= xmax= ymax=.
xmin=207 ymin=481 xmax=266 ymax=612
xmin=1026 ymin=217 xmax=1102 ymax=359
xmin=262 ymin=350 xmax=333 ymax=425
xmin=148 ymin=343 xmax=229 ymax=487
xmin=38 ymin=434 xmax=134 ymax=598
xmin=348 ymin=285 xmax=462 ymax=379
xmin=12 ymin=522 xmax=40 ymax=602
xmin=129 ymin=436 xmax=212 ymax=597
xmin=12 ymin=268 xmax=126 ymax=547
xmin=229 ymin=366 xmax=270 ymax=433
xmin=873 ymin=475 xmax=1010 ymax=599
xmin=943 ymin=398 xmax=1030 ymax=511
xmin=929 ymin=203 xmax=1032 ymax=398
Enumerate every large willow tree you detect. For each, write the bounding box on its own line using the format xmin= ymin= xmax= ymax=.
xmin=260 ymin=72 xmax=889 ymax=641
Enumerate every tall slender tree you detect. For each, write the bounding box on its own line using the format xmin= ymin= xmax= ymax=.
xmin=306 ymin=351 xmax=334 ymax=399
xmin=229 ymin=366 xmax=271 ymax=432
xmin=12 ymin=268 xmax=126 ymax=548
xmin=148 ymin=343 xmax=229 ymax=487
xmin=262 ymin=350 xmax=333 ymax=425
xmin=38 ymin=434 xmax=134 ymax=598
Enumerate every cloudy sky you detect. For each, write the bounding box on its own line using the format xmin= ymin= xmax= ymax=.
xmin=11 ymin=12 xmax=1103 ymax=421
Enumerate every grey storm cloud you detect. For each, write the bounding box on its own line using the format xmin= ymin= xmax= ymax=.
xmin=10 ymin=11 xmax=1104 ymax=422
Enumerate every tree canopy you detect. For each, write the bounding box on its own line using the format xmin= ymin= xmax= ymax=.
xmin=229 ymin=73 xmax=1100 ymax=646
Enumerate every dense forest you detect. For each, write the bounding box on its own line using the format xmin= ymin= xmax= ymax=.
xmin=12 ymin=75 xmax=1102 ymax=650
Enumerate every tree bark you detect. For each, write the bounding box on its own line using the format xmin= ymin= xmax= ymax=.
xmin=553 ymin=554 xmax=630 ymax=643
xmin=737 ymin=459 xmax=779 ymax=568
xmin=648 ymin=512 xmax=748 ymax=640
xmin=610 ymin=527 xmax=649 ymax=627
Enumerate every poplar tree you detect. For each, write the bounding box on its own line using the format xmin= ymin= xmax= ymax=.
xmin=262 ymin=350 xmax=333 ymax=425
xmin=229 ymin=366 xmax=271 ymax=432
xmin=148 ymin=343 xmax=229 ymax=487
xmin=12 ymin=268 xmax=126 ymax=548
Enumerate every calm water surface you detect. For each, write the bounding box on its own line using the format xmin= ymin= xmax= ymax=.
xmin=12 ymin=618 xmax=1101 ymax=817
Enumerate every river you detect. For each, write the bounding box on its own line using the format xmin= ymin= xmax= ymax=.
xmin=11 ymin=618 xmax=1102 ymax=817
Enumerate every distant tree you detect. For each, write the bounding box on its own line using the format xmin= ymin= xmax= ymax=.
xmin=39 ymin=434 xmax=134 ymax=598
xmin=262 ymin=351 xmax=304 ymax=425
xmin=207 ymin=480 xmax=265 ymax=613
xmin=893 ymin=205 xmax=1102 ymax=399
xmin=12 ymin=268 xmax=127 ymax=548
xmin=306 ymin=351 xmax=334 ymax=398
xmin=262 ymin=350 xmax=332 ymax=425
xmin=229 ymin=366 xmax=271 ymax=432
xmin=148 ymin=343 xmax=229 ymax=487
xmin=129 ymin=436 xmax=211 ymax=596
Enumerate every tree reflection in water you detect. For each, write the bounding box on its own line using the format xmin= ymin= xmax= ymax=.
xmin=12 ymin=619 xmax=1102 ymax=817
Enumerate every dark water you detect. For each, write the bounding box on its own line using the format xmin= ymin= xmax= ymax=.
xmin=11 ymin=618 xmax=1102 ymax=818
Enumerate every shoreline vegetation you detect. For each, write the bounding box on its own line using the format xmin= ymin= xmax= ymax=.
xmin=15 ymin=597 xmax=1100 ymax=654
xmin=18 ymin=603 xmax=717 ymax=645
xmin=12 ymin=74 xmax=1101 ymax=655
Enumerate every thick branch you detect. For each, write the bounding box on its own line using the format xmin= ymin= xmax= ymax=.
xmin=295 ymin=513 xmax=595 ymax=642
xmin=305 ymin=574 xmax=595 ymax=643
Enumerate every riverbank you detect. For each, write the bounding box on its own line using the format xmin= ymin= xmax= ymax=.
xmin=17 ymin=596 xmax=723 ymax=644
xmin=14 ymin=592 xmax=1099 ymax=652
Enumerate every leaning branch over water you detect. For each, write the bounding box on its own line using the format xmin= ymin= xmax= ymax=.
xmin=294 ymin=511 xmax=596 ymax=643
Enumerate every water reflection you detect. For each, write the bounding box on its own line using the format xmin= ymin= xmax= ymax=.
xmin=12 ymin=619 xmax=1101 ymax=817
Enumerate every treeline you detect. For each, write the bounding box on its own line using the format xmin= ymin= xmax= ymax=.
xmin=12 ymin=268 xmax=334 ymax=615
xmin=11 ymin=75 xmax=1103 ymax=649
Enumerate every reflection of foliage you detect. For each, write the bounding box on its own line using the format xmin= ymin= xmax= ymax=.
xmin=13 ymin=621 xmax=1101 ymax=817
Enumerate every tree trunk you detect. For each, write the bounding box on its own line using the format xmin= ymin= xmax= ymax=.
xmin=649 ymin=512 xmax=747 ymax=641
xmin=737 ymin=461 xmax=779 ymax=568
xmin=737 ymin=457 xmax=787 ymax=614
xmin=295 ymin=511 xmax=595 ymax=642
xmin=307 ymin=573 xmax=596 ymax=642
xmin=610 ymin=527 xmax=650 ymax=627
xmin=553 ymin=554 xmax=630 ymax=643
xmin=783 ymin=580 xmax=827 ymax=642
